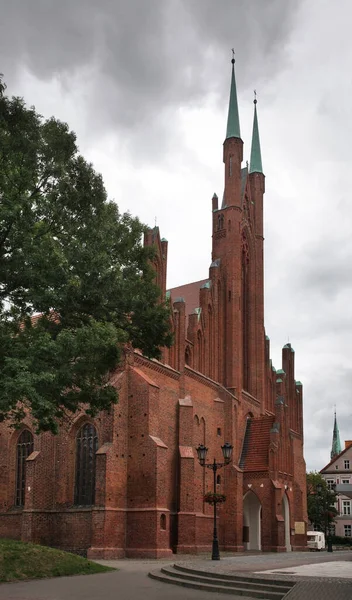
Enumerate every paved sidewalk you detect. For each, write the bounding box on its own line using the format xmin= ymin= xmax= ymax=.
xmin=0 ymin=551 xmax=351 ymax=600
xmin=285 ymin=581 xmax=352 ymax=600
xmin=0 ymin=563 xmax=250 ymax=600
xmin=257 ymin=559 xmax=352 ymax=578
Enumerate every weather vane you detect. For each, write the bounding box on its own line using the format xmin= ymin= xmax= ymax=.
xmin=254 ymin=89 xmax=257 ymax=105
xmin=231 ymin=48 xmax=235 ymax=64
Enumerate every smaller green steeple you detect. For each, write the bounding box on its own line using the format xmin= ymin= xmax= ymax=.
xmin=331 ymin=410 xmax=342 ymax=459
xmin=249 ymin=93 xmax=263 ymax=174
xmin=225 ymin=54 xmax=241 ymax=140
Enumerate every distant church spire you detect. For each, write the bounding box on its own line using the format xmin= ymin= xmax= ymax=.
xmin=331 ymin=409 xmax=342 ymax=459
xmin=249 ymin=91 xmax=263 ymax=174
xmin=225 ymin=50 xmax=241 ymax=140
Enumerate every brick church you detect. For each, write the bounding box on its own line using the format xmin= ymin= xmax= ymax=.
xmin=0 ymin=59 xmax=307 ymax=557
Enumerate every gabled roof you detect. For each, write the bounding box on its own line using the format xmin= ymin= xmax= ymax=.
xmin=320 ymin=445 xmax=351 ymax=473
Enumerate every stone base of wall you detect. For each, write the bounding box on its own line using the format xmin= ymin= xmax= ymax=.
xmin=125 ymin=547 xmax=173 ymax=558
xmin=87 ymin=547 xmax=126 ymax=559
xmin=222 ymin=545 xmax=245 ymax=552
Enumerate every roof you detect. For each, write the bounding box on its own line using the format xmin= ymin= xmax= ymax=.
xmin=249 ymin=102 xmax=263 ymax=174
xmin=320 ymin=444 xmax=351 ymax=473
xmin=335 ymin=484 xmax=352 ymax=499
xmin=225 ymin=60 xmax=241 ymax=140
xmin=168 ymin=279 xmax=207 ymax=327
xmin=19 ymin=310 xmax=59 ymax=330
xmin=331 ymin=411 xmax=342 ymax=459
xmin=240 ymin=415 xmax=274 ymax=471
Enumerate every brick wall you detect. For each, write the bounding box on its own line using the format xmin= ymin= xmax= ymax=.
xmin=0 ymin=103 xmax=307 ymax=556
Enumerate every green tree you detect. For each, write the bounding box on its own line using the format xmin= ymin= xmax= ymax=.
xmin=0 ymin=79 xmax=172 ymax=433
xmin=307 ymin=472 xmax=337 ymax=534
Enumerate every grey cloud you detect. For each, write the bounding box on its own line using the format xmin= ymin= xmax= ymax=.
xmin=0 ymin=0 xmax=301 ymax=149
xmin=304 ymin=366 xmax=352 ymax=470
xmin=3 ymin=0 xmax=350 ymax=473
xmin=291 ymin=234 xmax=352 ymax=300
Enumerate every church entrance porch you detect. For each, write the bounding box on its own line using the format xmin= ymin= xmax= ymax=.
xmin=243 ymin=491 xmax=261 ymax=551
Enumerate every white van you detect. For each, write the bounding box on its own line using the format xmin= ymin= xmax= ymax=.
xmin=307 ymin=531 xmax=325 ymax=551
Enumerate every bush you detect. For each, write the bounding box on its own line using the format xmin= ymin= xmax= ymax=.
xmin=330 ymin=535 xmax=352 ymax=546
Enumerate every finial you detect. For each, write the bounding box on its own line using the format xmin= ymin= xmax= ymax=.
xmin=154 ymin=216 xmax=157 ymax=227
xmin=231 ymin=48 xmax=235 ymax=65
xmin=253 ymin=89 xmax=257 ymax=105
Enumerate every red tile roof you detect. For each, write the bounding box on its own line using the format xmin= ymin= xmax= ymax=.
xmin=242 ymin=415 xmax=274 ymax=472
xmin=168 ymin=279 xmax=207 ymax=328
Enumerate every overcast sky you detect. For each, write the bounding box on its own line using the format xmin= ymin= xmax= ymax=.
xmin=1 ymin=0 xmax=351 ymax=472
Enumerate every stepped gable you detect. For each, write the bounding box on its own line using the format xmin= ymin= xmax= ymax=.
xmin=241 ymin=415 xmax=274 ymax=472
xmin=168 ymin=279 xmax=207 ymax=326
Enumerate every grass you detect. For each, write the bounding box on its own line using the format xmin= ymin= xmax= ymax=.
xmin=0 ymin=538 xmax=115 ymax=582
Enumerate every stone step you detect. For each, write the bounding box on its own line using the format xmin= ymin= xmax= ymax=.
xmin=173 ymin=562 xmax=294 ymax=589
xmin=149 ymin=566 xmax=295 ymax=599
xmin=162 ymin=565 xmax=292 ymax=594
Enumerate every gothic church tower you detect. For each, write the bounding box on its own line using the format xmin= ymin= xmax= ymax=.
xmin=212 ymin=57 xmax=265 ymax=406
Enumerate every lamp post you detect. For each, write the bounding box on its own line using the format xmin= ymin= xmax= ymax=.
xmin=316 ymin=483 xmax=333 ymax=553
xmin=196 ymin=442 xmax=233 ymax=560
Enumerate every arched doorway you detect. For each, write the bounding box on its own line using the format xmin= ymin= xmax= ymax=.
xmin=243 ymin=491 xmax=262 ymax=550
xmin=282 ymin=493 xmax=291 ymax=552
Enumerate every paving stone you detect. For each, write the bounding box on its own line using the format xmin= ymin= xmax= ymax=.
xmin=284 ymin=580 xmax=352 ymax=600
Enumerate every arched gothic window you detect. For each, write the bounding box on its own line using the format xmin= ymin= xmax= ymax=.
xmin=15 ymin=430 xmax=34 ymax=507
xmin=74 ymin=423 xmax=98 ymax=506
xmin=185 ymin=345 xmax=191 ymax=366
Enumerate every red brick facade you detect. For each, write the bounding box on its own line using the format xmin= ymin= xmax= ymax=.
xmin=0 ymin=69 xmax=307 ymax=557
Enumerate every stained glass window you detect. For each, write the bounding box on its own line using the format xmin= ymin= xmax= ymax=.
xmin=74 ymin=423 xmax=98 ymax=506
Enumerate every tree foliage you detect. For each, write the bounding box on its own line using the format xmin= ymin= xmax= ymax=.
xmin=0 ymin=81 xmax=172 ymax=432
xmin=307 ymin=472 xmax=337 ymax=533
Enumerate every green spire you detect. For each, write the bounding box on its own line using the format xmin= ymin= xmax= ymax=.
xmin=225 ymin=56 xmax=241 ymax=140
xmin=331 ymin=410 xmax=342 ymax=459
xmin=249 ymin=95 xmax=263 ymax=174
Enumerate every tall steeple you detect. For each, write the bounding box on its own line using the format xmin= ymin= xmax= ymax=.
xmin=331 ymin=410 xmax=342 ymax=459
xmin=249 ymin=92 xmax=263 ymax=174
xmin=222 ymin=53 xmax=243 ymax=210
xmin=225 ymin=51 xmax=241 ymax=140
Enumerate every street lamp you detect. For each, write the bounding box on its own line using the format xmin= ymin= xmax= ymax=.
xmin=196 ymin=442 xmax=233 ymax=560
